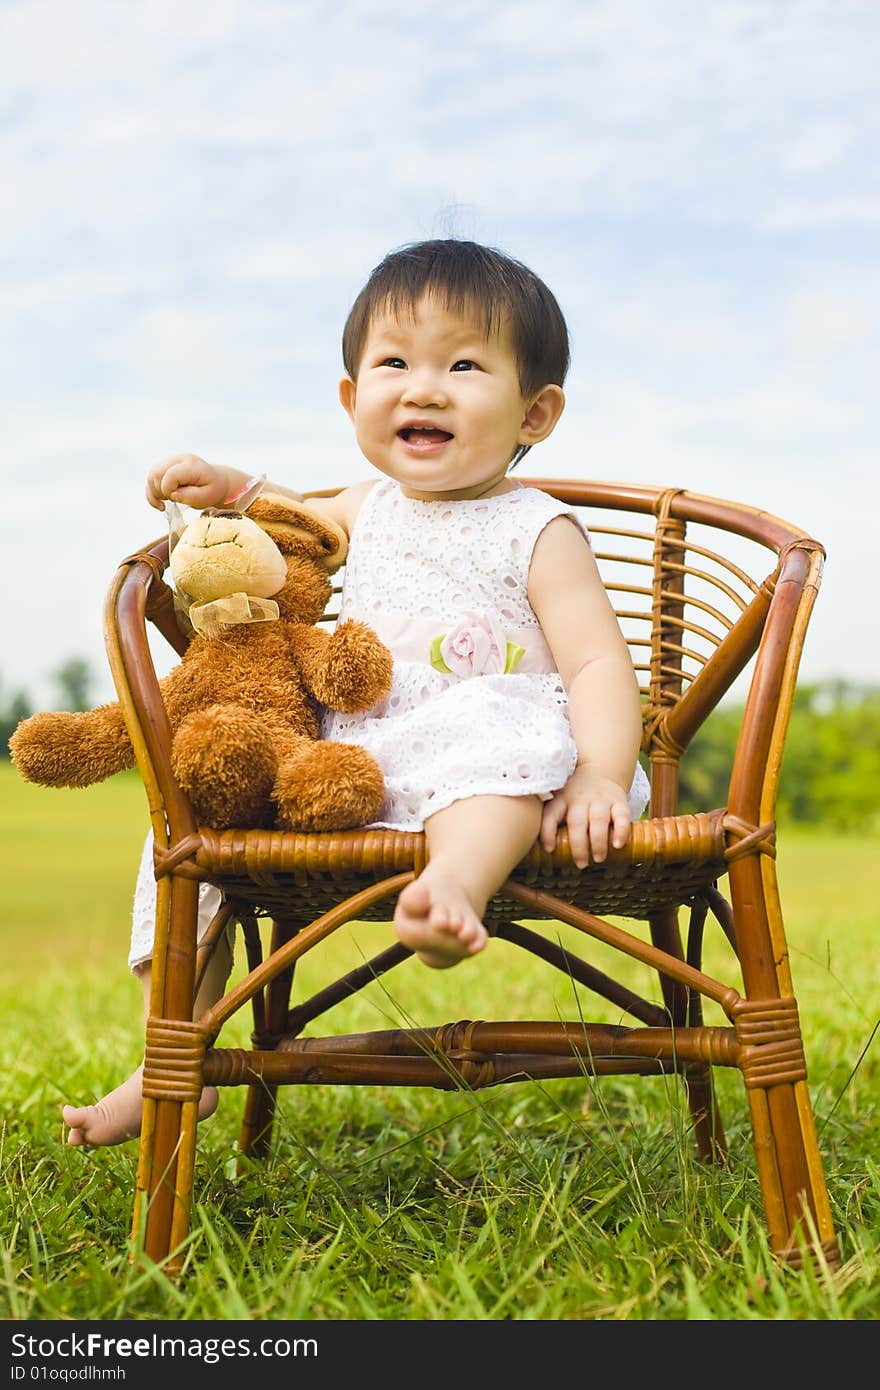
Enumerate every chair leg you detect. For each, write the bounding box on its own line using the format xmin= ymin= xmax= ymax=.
xmin=681 ymin=1067 xmax=727 ymax=1163
xmin=137 ymin=1089 xmax=201 ymax=1268
xmin=132 ymin=874 xmax=203 ymax=1271
xmin=237 ymin=917 xmax=296 ymax=1166
xmin=684 ymin=897 xmax=728 ymax=1162
xmin=648 ymin=905 xmax=727 ymax=1161
xmin=734 ymin=1004 xmax=838 ymax=1263
xmin=728 ymin=855 xmax=839 ymax=1264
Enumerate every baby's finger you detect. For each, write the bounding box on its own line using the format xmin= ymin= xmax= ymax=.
xmin=166 ymin=480 xmax=217 ymax=506
xmin=154 ymin=454 xmax=215 ymax=502
xmin=539 ymin=794 xmax=566 ymax=853
xmin=587 ymin=805 xmax=613 ymax=864
xmin=610 ymin=800 xmax=633 ymax=850
xmin=145 ymin=465 xmax=171 ymax=509
xmin=145 ymin=459 xmax=187 ymax=507
xmin=565 ymin=806 xmax=592 ymax=869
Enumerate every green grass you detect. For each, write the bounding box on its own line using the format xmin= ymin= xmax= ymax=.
xmin=1 ymin=761 xmax=878 ymax=1320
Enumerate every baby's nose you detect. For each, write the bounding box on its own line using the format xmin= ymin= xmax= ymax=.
xmin=401 ymin=371 xmax=447 ymax=407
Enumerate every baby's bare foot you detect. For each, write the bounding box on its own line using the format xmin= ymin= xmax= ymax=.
xmin=61 ymin=1064 xmax=218 ymax=1147
xmin=394 ymin=872 xmax=488 ymax=969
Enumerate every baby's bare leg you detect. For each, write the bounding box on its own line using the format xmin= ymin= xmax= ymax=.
xmin=61 ymin=934 xmax=232 ymax=1147
xmin=395 ymin=794 xmax=542 ymax=968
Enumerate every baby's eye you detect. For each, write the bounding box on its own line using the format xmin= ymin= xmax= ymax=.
xmin=382 ymin=357 xmax=407 ymax=369
xmin=451 ymin=359 xmax=478 ymax=372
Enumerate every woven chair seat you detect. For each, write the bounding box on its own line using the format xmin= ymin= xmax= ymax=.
xmin=165 ymin=810 xmax=731 ymax=924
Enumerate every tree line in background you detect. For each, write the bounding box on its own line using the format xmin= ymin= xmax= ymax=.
xmin=1 ymin=658 xmax=94 ymax=748
xmin=2 ymin=664 xmax=877 ymax=832
xmin=676 ymin=679 xmax=879 ymax=831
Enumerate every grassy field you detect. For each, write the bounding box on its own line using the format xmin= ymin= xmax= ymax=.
xmin=1 ymin=760 xmax=878 ymax=1321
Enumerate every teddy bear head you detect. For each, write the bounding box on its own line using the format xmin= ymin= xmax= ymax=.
xmin=170 ymin=493 xmax=348 ymax=634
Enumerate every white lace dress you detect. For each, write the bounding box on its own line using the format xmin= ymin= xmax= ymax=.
xmin=128 ymin=477 xmax=651 ymax=972
xmin=324 ymin=479 xmax=651 ymax=828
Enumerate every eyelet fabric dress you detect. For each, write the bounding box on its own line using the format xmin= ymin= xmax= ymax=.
xmin=324 ymin=479 xmax=651 ymax=829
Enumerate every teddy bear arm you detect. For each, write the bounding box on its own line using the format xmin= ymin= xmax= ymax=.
xmin=287 ymin=621 xmax=392 ymax=713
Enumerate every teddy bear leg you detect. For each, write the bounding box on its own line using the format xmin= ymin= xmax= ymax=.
xmin=9 ymin=705 xmax=134 ymax=787
xmin=273 ymin=739 xmax=385 ymax=831
xmin=171 ymin=704 xmax=279 ymax=829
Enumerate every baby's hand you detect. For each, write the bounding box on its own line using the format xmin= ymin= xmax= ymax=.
xmin=540 ymin=765 xmax=632 ymax=869
xmin=145 ymin=454 xmax=239 ymax=511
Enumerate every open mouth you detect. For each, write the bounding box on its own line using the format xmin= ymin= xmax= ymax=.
xmin=398 ymin=426 xmax=454 ymax=445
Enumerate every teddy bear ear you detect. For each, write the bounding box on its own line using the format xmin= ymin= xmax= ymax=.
xmin=246 ymin=493 xmax=349 ymax=572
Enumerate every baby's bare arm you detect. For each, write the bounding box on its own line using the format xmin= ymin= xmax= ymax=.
xmin=145 ymin=454 xmax=303 ymax=511
xmin=301 ymin=480 xmax=375 ymax=539
xmin=145 ymin=455 xmax=372 ymax=545
xmin=528 ymin=516 xmax=643 ymax=867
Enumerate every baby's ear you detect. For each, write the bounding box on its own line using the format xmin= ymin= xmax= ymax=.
xmin=520 ymin=384 xmax=565 ymax=446
xmin=338 ymin=376 xmax=356 ymax=421
xmin=246 ymin=493 xmax=348 ymax=571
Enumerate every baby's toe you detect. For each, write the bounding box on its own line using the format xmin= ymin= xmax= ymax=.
xmin=429 ymin=903 xmax=458 ymax=932
xmin=61 ymin=1106 xmax=88 ymax=1146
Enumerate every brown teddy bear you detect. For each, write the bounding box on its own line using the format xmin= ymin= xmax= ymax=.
xmin=10 ymin=493 xmax=393 ymax=832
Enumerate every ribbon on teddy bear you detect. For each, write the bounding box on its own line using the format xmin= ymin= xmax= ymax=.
xmin=187 ymin=593 xmax=280 ymax=637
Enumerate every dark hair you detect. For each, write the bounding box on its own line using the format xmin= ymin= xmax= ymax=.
xmin=342 ymin=239 xmax=570 ymax=466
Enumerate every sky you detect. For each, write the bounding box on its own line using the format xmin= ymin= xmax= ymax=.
xmin=3 ymin=0 xmax=878 ymax=710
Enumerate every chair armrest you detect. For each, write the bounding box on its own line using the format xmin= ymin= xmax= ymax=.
xmin=104 ymin=540 xmax=198 ymax=842
xmin=728 ymin=537 xmax=824 ymax=827
xmin=660 ymin=536 xmax=823 ymax=824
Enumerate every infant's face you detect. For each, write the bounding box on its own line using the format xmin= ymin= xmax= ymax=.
xmin=338 ymin=293 xmax=531 ymax=500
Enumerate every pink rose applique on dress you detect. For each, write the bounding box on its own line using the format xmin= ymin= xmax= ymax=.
xmin=429 ymin=611 xmax=524 ymax=677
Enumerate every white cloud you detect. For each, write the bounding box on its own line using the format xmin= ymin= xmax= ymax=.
xmin=2 ymin=0 xmax=878 ymax=710
xmin=784 ymin=286 xmax=878 ymax=357
xmin=761 ymin=197 xmax=880 ymax=230
xmin=780 ymin=120 xmax=854 ymax=177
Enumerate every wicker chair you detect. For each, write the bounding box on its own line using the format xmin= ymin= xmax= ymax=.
xmin=107 ymin=478 xmax=839 ymax=1271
